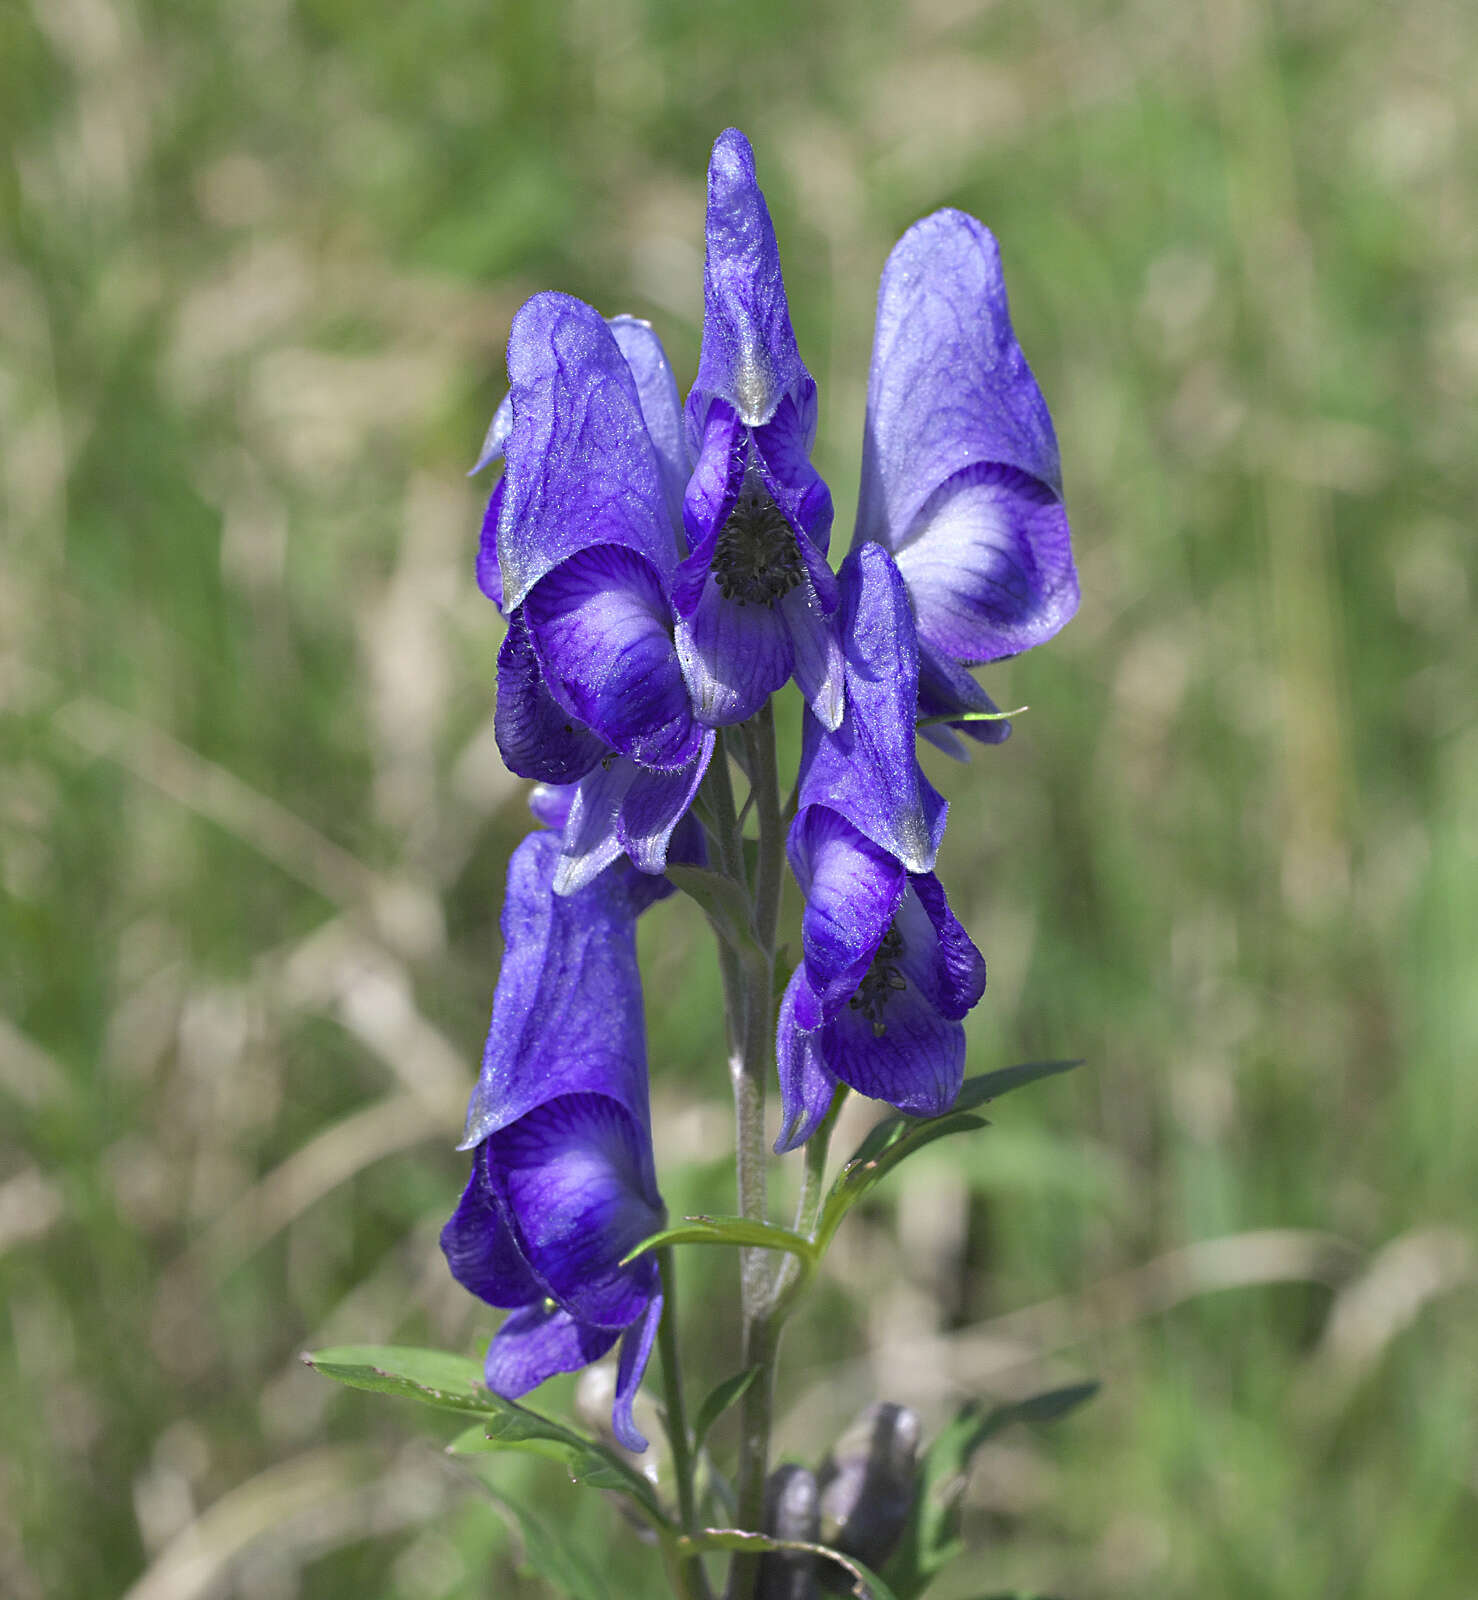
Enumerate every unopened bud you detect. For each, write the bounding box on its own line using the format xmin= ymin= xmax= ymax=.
xmin=758 ymin=1462 xmax=819 ymax=1600
xmin=815 ymin=1402 xmax=920 ymax=1589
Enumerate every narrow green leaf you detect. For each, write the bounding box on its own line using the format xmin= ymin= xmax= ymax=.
xmin=478 ymin=1484 xmax=616 ymax=1600
xmin=678 ymin=1529 xmax=899 ymax=1600
xmin=885 ymin=1384 xmax=1099 ymax=1598
xmin=817 ymin=1114 xmax=987 ymax=1252
xmin=691 ymin=1366 xmax=762 ymax=1455
xmin=951 ymin=1060 xmax=1082 ymax=1115
xmin=302 ymin=1345 xmax=498 ymax=1414
xmin=622 ymin=1215 xmax=816 ymax=1267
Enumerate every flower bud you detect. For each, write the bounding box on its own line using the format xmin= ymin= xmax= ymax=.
xmin=758 ymin=1462 xmax=819 ymax=1600
xmin=815 ymin=1402 xmax=921 ymax=1589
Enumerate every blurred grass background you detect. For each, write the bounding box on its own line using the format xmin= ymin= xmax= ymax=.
xmin=3 ymin=0 xmax=1476 ymax=1595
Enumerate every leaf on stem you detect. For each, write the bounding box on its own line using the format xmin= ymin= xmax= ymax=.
xmin=815 ymin=1113 xmax=987 ymax=1253
xmin=817 ymin=1062 xmax=1084 ymax=1249
xmin=950 ymin=1059 xmax=1083 ymax=1115
xmin=884 ymin=1383 xmax=1099 ymax=1598
xmin=301 ymin=1345 xmax=500 ymax=1413
xmin=622 ymin=1215 xmax=817 ymax=1267
xmin=691 ymin=1366 xmax=762 ymax=1456
xmin=302 ymin=1345 xmax=669 ymax=1527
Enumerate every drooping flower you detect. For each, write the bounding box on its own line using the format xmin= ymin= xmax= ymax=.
xmin=494 ymin=606 xmax=714 ymax=894
xmin=495 ymin=294 xmax=701 ymax=771
xmin=774 ymin=806 xmax=986 ymax=1151
xmin=672 ymin=128 xmax=845 ymax=732
xmin=854 ymin=208 xmax=1078 ymax=753
xmin=473 ymin=300 xmax=714 ymax=892
xmin=774 ymin=544 xmax=985 ymax=1150
xmin=441 ymin=831 xmax=666 ymax=1451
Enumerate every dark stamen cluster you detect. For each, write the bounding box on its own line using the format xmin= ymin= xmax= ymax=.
xmin=712 ymin=486 xmax=804 ymax=607
xmin=849 ymin=925 xmax=907 ymax=1037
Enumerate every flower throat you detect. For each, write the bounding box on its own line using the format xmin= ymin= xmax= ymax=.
xmin=713 ymin=482 xmax=804 ymax=607
xmin=849 ymin=924 xmax=907 ymax=1037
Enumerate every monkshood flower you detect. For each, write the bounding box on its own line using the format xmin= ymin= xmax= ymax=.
xmin=440 ymin=829 xmax=666 ymax=1452
xmin=673 ymin=129 xmax=845 ymax=732
xmin=854 ymin=209 xmax=1079 ymax=756
xmin=474 ymin=302 xmax=715 ymax=893
xmin=774 ymin=544 xmax=985 ymax=1151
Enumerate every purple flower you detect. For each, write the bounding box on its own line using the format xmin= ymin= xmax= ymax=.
xmin=773 ymin=543 xmax=985 ymax=1150
xmin=855 ymin=209 xmax=1078 ymax=752
xmin=474 ymin=301 xmax=715 ymax=892
xmin=774 ymin=807 xmax=986 ymax=1152
xmin=672 ymin=129 xmax=845 ymax=732
xmin=491 ymin=295 xmax=700 ymax=771
xmin=494 ymin=606 xmax=714 ymax=895
xmin=441 ymin=830 xmax=666 ymax=1452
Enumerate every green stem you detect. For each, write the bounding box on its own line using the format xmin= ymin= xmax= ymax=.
xmin=728 ymin=707 xmax=787 ymax=1600
xmin=746 ymin=702 xmax=784 ymax=950
xmin=657 ymin=1249 xmax=711 ymax=1600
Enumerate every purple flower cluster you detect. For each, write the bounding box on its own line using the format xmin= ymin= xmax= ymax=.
xmin=443 ymin=129 xmax=1077 ymax=1445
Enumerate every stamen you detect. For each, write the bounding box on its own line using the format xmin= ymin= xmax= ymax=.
xmin=848 ymin=925 xmax=907 ymax=1037
xmin=712 ymin=482 xmax=804 ymax=607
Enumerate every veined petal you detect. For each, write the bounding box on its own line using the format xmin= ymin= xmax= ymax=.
xmin=782 ymin=582 xmax=845 ymax=732
xmin=796 ymin=545 xmax=946 ymax=873
xmin=692 ymin=128 xmax=808 ymax=429
xmin=612 ymin=1293 xmax=664 ymax=1453
xmin=554 ymin=759 xmax=629 ymax=897
xmin=608 ymin=315 xmax=688 ymax=536
xmin=820 ymin=982 xmax=965 ymax=1119
xmin=525 ymin=545 xmax=700 ymax=770
xmin=892 ymin=462 xmax=1078 ymax=665
xmin=485 ymin=1093 xmax=663 ymax=1330
xmin=440 ymin=1155 xmax=542 ymax=1310
xmin=906 ymin=872 xmax=987 ymax=1020
xmin=675 ymin=573 xmax=794 ymax=728
xmin=775 ymin=972 xmax=841 ymax=1154
xmin=499 ymin=293 xmax=679 ymax=610
xmin=484 ymin=1302 xmax=618 ymax=1401
xmin=495 ymin=611 xmax=606 ymax=784
xmin=917 ymin=640 xmax=1011 ymax=758
xmin=460 ymin=832 xmax=650 ymax=1149
xmin=856 ymin=209 xmax=1064 ymax=549
xmin=616 ymin=736 xmax=715 ymax=875
xmin=790 ymin=808 xmax=907 ymax=1020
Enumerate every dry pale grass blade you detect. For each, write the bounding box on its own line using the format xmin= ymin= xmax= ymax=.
xmin=789 ymin=1227 xmax=1365 ymax=1441
xmin=120 ymin=1445 xmax=454 ymax=1600
xmin=51 ymin=696 xmax=444 ymax=960
xmin=1309 ymin=1225 xmax=1476 ymax=1398
xmin=272 ymin=919 xmax=471 ymax=1120
xmin=0 ymin=1013 xmax=71 ymax=1107
xmin=190 ymin=1091 xmax=440 ymax=1275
